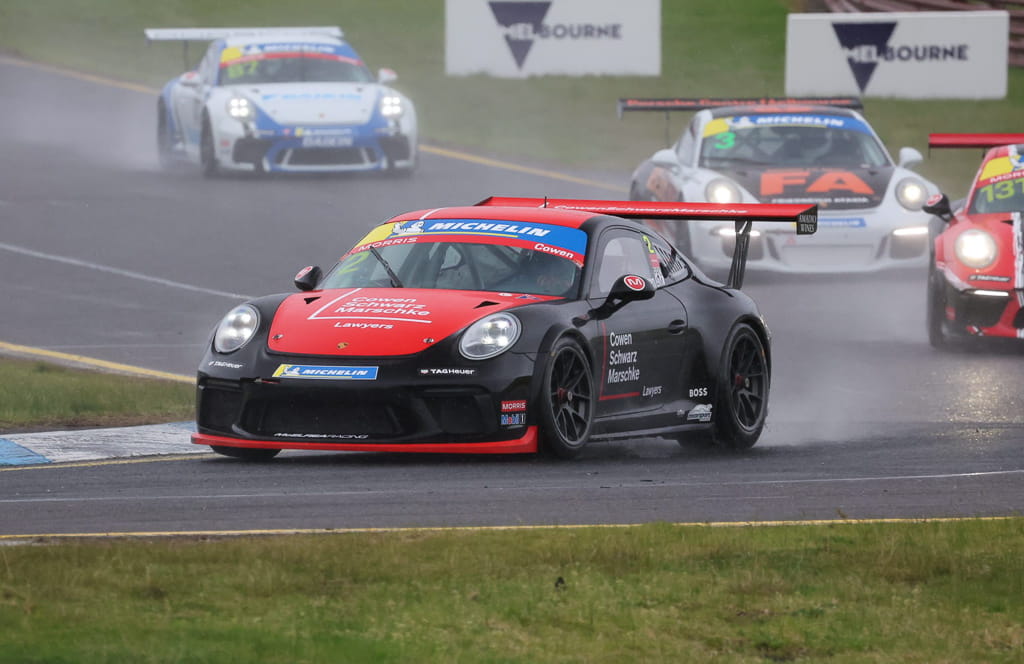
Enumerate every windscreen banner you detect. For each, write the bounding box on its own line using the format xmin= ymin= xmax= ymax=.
xmin=786 ymin=11 xmax=1008 ymax=99
xmin=445 ymin=0 xmax=661 ymax=77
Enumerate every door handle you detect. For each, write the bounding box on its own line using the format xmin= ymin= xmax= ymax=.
xmin=667 ymin=319 xmax=687 ymax=334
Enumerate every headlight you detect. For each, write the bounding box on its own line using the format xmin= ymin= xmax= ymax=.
xmin=892 ymin=226 xmax=928 ymax=237
xmin=705 ymin=178 xmax=741 ymax=204
xmin=226 ymin=96 xmax=254 ymax=121
xmin=213 ymin=304 xmax=260 ymax=353
xmin=380 ymin=95 xmax=403 ymax=119
xmin=714 ymin=226 xmax=761 ymax=238
xmin=459 ymin=313 xmax=521 ymax=360
xmin=895 ymin=177 xmax=928 ymax=211
xmin=954 ymin=229 xmax=998 ymax=269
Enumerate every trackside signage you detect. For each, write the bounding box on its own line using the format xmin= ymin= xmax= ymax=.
xmin=786 ymin=11 xmax=1008 ymax=99
xmin=445 ymin=0 xmax=661 ymax=77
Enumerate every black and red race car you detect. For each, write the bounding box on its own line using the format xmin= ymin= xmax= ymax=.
xmin=193 ymin=197 xmax=817 ymax=460
xmin=924 ymin=134 xmax=1024 ymax=347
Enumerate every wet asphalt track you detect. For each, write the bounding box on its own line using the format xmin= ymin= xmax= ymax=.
xmin=0 ymin=57 xmax=1021 ymax=536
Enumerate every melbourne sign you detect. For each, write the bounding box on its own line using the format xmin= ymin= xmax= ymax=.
xmin=446 ymin=0 xmax=661 ymax=77
xmin=786 ymin=11 xmax=1008 ymax=99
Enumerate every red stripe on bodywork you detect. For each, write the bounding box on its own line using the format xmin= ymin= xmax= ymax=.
xmin=193 ymin=429 xmax=539 ymax=455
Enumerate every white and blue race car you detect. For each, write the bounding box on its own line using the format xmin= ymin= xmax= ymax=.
xmin=146 ymin=27 xmax=417 ymax=176
xmin=621 ymin=98 xmax=938 ymax=274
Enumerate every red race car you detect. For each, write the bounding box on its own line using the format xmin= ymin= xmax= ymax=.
xmin=192 ymin=197 xmax=816 ymax=460
xmin=924 ymin=133 xmax=1024 ymax=347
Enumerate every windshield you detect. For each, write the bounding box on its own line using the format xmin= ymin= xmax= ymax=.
xmin=321 ymin=220 xmax=587 ymax=298
xmin=698 ymin=114 xmax=889 ymax=169
xmin=969 ymin=174 xmax=1024 ymax=214
xmin=219 ymin=51 xmax=375 ymax=85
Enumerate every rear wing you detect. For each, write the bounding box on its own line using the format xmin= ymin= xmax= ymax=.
xmin=617 ymin=97 xmax=862 ymax=146
xmin=929 ymin=133 xmax=1024 ymax=149
xmin=144 ymin=26 xmax=343 ymax=69
xmin=476 ymin=197 xmax=818 ymax=290
xmin=616 ymin=96 xmax=863 ymax=118
xmin=144 ymin=27 xmax=343 ymax=41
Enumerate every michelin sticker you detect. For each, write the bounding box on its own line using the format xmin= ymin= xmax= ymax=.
xmin=274 ymin=364 xmax=379 ymax=380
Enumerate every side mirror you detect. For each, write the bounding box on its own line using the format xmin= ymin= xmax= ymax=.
xmin=898 ymin=146 xmax=923 ymax=169
xmin=608 ymin=274 xmax=656 ymax=302
xmin=294 ymin=265 xmax=322 ymax=291
xmin=575 ymin=274 xmax=657 ymax=324
xmin=922 ymin=193 xmax=952 ymax=222
xmin=378 ymin=68 xmax=398 ymax=84
xmin=651 ymin=148 xmax=682 ymax=171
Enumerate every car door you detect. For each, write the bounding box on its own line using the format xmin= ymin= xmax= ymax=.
xmin=586 ymin=227 xmax=689 ymax=426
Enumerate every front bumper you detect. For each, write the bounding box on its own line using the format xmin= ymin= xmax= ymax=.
xmin=938 ymin=277 xmax=1024 ymax=340
xmin=194 ymin=348 xmax=540 ymax=453
xmin=215 ymin=123 xmax=415 ymax=173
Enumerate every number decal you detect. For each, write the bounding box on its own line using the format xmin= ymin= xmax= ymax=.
xmin=712 ymin=132 xmax=736 ymax=150
xmin=337 ymin=251 xmax=369 ymax=274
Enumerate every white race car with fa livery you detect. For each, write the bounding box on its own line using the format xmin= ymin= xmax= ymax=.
xmin=146 ymin=26 xmax=417 ymax=176
xmin=622 ymin=97 xmax=938 ymax=274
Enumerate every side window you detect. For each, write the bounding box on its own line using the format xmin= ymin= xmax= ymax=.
xmin=592 ymin=230 xmax=658 ymax=298
xmin=647 ymin=233 xmax=691 ymax=285
xmin=675 ymin=124 xmax=697 ymax=166
xmin=199 ymin=46 xmax=220 ymax=86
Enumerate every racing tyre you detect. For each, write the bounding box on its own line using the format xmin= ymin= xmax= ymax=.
xmin=538 ymin=337 xmax=594 ymax=459
xmin=709 ymin=323 xmax=769 ymax=450
xmin=927 ymin=268 xmax=948 ymax=350
xmin=210 ymin=445 xmax=280 ymax=461
xmin=200 ymin=118 xmax=219 ymax=178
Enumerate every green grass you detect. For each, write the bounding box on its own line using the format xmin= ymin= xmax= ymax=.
xmin=1 ymin=521 xmax=1022 ymax=663
xmin=1 ymin=0 xmax=1021 ymax=194
xmin=0 ymin=357 xmax=193 ymax=432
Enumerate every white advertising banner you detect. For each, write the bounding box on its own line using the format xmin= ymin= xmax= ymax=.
xmin=786 ymin=11 xmax=1008 ymax=99
xmin=445 ymin=0 xmax=661 ymax=77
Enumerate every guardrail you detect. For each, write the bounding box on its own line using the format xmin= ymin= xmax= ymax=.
xmin=817 ymin=0 xmax=1024 ymax=66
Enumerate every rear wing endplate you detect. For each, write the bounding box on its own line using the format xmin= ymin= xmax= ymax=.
xmin=929 ymin=133 xmax=1024 ymax=149
xmin=476 ymin=197 xmax=818 ymax=290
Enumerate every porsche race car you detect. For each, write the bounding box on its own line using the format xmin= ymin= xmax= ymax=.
xmin=924 ymin=133 xmax=1024 ymax=347
xmin=146 ymin=26 xmax=417 ymax=176
xmin=622 ymin=97 xmax=938 ymax=274
xmin=193 ymin=197 xmax=817 ymax=460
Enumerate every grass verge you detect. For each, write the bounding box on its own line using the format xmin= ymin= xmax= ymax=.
xmin=0 ymin=357 xmax=193 ymax=433
xmin=1 ymin=521 xmax=1022 ymax=663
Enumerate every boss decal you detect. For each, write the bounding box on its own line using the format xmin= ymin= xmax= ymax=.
xmin=273 ymin=364 xmax=379 ymax=380
xmin=689 ymin=386 xmax=709 ymax=398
